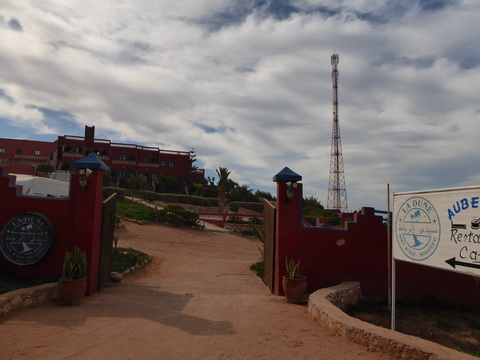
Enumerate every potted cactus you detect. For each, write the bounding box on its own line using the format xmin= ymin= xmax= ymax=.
xmin=58 ymin=247 xmax=88 ymax=306
xmin=282 ymin=257 xmax=307 ymax=304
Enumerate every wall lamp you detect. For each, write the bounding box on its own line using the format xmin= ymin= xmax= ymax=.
xmin=286 ymin=182 xmax=297 ymax=203
xmin=78 ymin=169 xmax=91 ymax=192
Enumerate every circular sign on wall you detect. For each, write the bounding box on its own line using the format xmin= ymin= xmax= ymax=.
xmin=0 ymin=213 xmax=55 ymax=265
xmin=395 ymin=196 xmax=441 ymax=261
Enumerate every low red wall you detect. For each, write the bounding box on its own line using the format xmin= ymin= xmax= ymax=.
xmin=300 ymin=208 xmax=389 ymax=300
xmin=396 ymin=260 xmax=480 ymax=304
xmin=0 ymin=168 xmax=73 ymax=279
xmin=0 ymin=165 xmax=105 ymax=295
xmin=274 ymin=178 xmax=480 ymax=305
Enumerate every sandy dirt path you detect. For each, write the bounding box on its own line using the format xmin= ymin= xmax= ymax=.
xmin=0 ymin=222 xmax=393 ymax=359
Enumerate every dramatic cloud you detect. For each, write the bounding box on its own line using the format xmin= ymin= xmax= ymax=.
xmin=1 ymin=0 xmax=479 ymax=210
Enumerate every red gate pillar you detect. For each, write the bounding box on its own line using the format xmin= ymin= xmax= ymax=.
xmin=273 ymin=167 xmax=302 ymax=296
xmin=71 ymin=153 xmax=109 ymax=296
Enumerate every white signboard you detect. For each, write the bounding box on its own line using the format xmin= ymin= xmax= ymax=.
xmin=393 ymin=186 xmax=480 ymax=276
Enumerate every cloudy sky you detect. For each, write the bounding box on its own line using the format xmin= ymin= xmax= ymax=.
xmin=1 ymin=0 xmax=479 ymax=211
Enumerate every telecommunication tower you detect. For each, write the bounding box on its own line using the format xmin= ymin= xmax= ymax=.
xmin=327 ymin=53 xmax=348 ymax=212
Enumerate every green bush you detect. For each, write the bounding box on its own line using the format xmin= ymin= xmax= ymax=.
xmin=250 ymin=261 xmax=265 ymax=281
xmin=112 ymin=247 xmax=149 ymax=273
xmin=322 ymin=211 xmax=341 ymax=226
xmin=157 ymin=205 xmax=201 ymax=228
xmin=303 ymin=213 xmax=341 ymax=226
xmin=156 ymin=174 xmax=182 ymax=193
xmin=37 ymin=163 xmax=54 ymax=173
xmin=115 ymin=199 xmax=202 ymax=228
xmin=249 ymin=217 xmax=263 ymax=225
xmin=229 ymin=202 xmax=263 ymax=213
xmin=139 ymin=191 xmax=217 ymax=207
xmin=125 ymin=189 xmax=142 ymax=198
xmin=303 ymin=216 xmax=317 ymax=226
xmin=226 ymin=216 xmax=263 ymax=225
xmin=116 ymin=200 xmax=157 ymax=222
xmin=227 ymin=216 xmax=246 ymax=224
xmin=104 ymin=187 xmax=126 ymax=200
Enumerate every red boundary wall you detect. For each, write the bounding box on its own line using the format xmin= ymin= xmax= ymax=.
xmin=0 ymin=163 xmax=106 ymax=296
xmin=274 ymin=173 xmax=480 ymax=305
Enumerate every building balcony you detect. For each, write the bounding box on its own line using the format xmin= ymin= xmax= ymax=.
xmin=137 ymin=163 xmax=159 ymax=168
xmin=61 ymin=152 xmax=84 ymax=158
xmin=14 ymin=155 xmax=50 ymax=161
xmin=112 ymin=160 xmax=136 ymax=165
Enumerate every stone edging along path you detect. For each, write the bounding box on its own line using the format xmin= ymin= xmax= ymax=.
xmin=1 ymin=280 xmax=476 ymax=359
xmin=308 ymin=282 xmax=476 ymax=360
xmin=0 ymin=261 xmax=147 ymax=319
xmin=0 ymin=282 xmax=57 ymax=318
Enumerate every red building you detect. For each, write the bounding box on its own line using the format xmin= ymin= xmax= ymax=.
xmin=0 ymin=126 xmax=204 ymax=188
xmin=0 ymin=138 xmax=54 ymax=175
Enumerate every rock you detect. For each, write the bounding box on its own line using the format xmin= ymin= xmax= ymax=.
xmin=110 ymin=272 xmax=123 ymax=283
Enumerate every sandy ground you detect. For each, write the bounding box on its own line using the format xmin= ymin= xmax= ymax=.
xmin=0 ymin=221 xmax=394 ymax=359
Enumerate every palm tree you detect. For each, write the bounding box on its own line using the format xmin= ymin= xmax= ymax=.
xmin=192 ymin=182 xmax=204 ymax=196
xmin=303 ymin=196 xmax=324 ymax=216
xmin=216 ymin=167 xmax=231 ymax=213
xmin=230 ymin=184 xmax=258 ymax=202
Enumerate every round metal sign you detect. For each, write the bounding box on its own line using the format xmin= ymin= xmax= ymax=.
xmin=0 ymin=213 xmax=55 ymax=265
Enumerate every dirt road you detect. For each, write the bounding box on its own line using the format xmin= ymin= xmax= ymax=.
xmin=0 ymin=222 xmax=393 ymax=359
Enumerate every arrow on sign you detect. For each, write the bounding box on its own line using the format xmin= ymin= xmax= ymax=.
xmin=445 ymin=257 xmax=480 ymax=270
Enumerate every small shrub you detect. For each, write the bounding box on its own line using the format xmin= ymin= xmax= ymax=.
xmin=112 ymin=247 xmax=149 ymax=273
xmin=472 ymin=330 xmax=480 ymax=341
xmin=250 ymin=261 xmax=265 ymax=281
xmin=37 ymin=163 xmax=54 ymax=173
xmin=229 ymin=202 xmax=263 ymax=213
xmin=435 ymin=317 xmax=457 ymax=331
xmin=285 ymin=257 xmax=301 ymax=279
xmin=238 ymin=229 xmax=259 ymax=237
xmin=226 ymin=216 xmax=262 ymax=225
xmin=157 ymin=205 xmax=201 ymax=228
xmin=139 ymin=191 xmax=218 ymax=207
xmin=116 ymin=200 xmax=157 ymax=222
xmin=62 ymin=247 xmax=87 ymax=280
xmin=227 ymin=216 xmax=246 ymax=224
xmin=249 ymin=217 xmax=263 ymax=225
xmin=104 ymin=187 xmax=126 ymax=200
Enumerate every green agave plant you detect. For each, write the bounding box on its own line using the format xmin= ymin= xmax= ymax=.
xmin=285 ymin=257 xmax=301 ymax=279
xmin=62 ymin=247 xmax=88 ymax=280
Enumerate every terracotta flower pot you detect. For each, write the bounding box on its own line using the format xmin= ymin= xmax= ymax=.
xmin=282 ymin=275 xmax=307 ymax=304
xmin=58 ymin=277 xmax=87 ymax=306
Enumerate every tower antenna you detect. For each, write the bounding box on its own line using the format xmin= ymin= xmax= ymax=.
xmin=327 ymin=53 xmax=348 ymax=212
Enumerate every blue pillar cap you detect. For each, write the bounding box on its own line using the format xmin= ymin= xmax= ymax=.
xmin=73 ymin=153 xmax=109 ymax=171
xmin=273 ymin=167 xmax=302 ymax=182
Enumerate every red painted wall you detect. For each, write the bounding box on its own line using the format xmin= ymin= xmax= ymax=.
xmin=0 ymin=138 xmax=55 ymax=173
xmin=274 ymin=177 xmax=480 ymax=304
xmin=0 ymin=167 xmax=74 ymax=279
xmin=0 ymin=138 xmax=55 ymax=161
xmin=299 ymin=207 xmax=389 ymax=299
xmin=0 ymin=163 xmax=105 ymax=296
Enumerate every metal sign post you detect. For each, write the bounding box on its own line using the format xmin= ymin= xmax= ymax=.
xmin=391 ymin=258 xmax=396 ymax=331
xmin=387 ymin=184 xmax=396 ymax=331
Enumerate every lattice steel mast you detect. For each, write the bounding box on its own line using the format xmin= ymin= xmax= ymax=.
xmin=327 ymin=53 xmax=348 ymax=212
